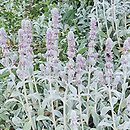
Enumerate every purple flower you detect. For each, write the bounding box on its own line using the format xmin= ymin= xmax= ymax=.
xmin=94 ymin=70 xmax=104 ymax=85
xmin=75 ymin=54 xmax=86 ymax=85
xmin=67 ymin=31 xmax=75 ymax=59
xmin=105 ymin=38 xmax=113 ymax=52
xmin=120 ymin=55 xmax=128 ymax=67
xmin=112 ymin=72 xmax=121 ymax=88
xmin=105 ymin=51 xmax=113 ymax=62
xmin=87 ymin=17 xmax=98 ymax=65
xmin=0 ymin=28 xmax=7 ymax=46
xmin=104 ymin=38 xmax=114 ymax=84
xmin=123 ymin=37 xmax=130 ymax=54
xmin=76 ymin=54 xmax=86 ymax=71
xmin=17 ymin=19 xmax=33 ymax=80
xmin=21 ymin=19 xmax=32 ymax=33
xmin=46 ymin=28 xmax=54 ymax=50
xmin=89 ymin=17 xmax=97 ymax=40
xmin=45 ymin=27 xmax=58 ymax=60
xmin=88 ymin=52 xmax=98 ymax=66
xmin=51 ymin=8 xmax=60 ymax=29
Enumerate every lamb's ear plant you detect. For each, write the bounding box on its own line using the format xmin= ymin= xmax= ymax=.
xmin=0 ymin=0 xmax=130 ymax=130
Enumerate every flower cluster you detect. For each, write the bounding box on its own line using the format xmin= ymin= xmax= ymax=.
xmin=0 ymin=28 xmax=8 ymax=55
xmin=67 ymin=31 xmax=75 ymax=82
xmin=112 ymin=71 xmax=121 ymax=88
xmin=17 ymin=19 xmax=33 ymax=80
xmin=104 ymin=38 xmax=113 ymax=84
xmin=67 ymin=31 xmax=75 ymax=59
xmin=75 ymin=54 xmax=86 ymax=85
xmin=51 ymin=8 xmax=60 ymax=59
xmin=46 ymin=28 xmax=55 ymax=59
xmin=94 ymin=69 xmax=104 ymax=85
xmin=0 ymin=28 xmax=12 ymax=67
xmin=120 ymin=37 xmax=130 ymax=69
xmin=88 ymin=17 xmax=98 ymax=65
xmin=0 ymin=28 xmax=17 ymax=69
xmin=44 ymin=8 xmax=61 ymax=75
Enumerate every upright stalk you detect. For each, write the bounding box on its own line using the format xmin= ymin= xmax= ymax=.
xmin=23 ymin=80 xmax=35 ymax=130
xmin=108 ymin=84 xmax=117 ymax=130
xmin=86 ymin=65 xmax=91 ymax=125
xmin=78 ymin=86 xmax=84 ymax=130
xmin=118 ymin=68 xmax=127 ymax=115
xmin=95 ymin=0 xmax=103 ymax=50
xmin=123 ymin=0 xmax=127 ymax=30
xmin=63 ymin=82 xmax=69 ymax=130
xmin=49 ymin=80 xmax=56 ymax=130
xmin=33 ymin=75 xmax=41 ymax=108
xmin=103 ymin=0 xmax=109 ymax=37
xmin=94 ymin=82 xmax=98 ymax=113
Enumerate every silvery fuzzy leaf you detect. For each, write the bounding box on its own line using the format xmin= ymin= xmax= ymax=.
xmin=69 ymin=85 xmax=77 ymax=96
xmin=101 ymin=106 xmax=111 ymax=116
xmin=16 ymin=81 xmax=23 ymax=89
xmin=28 ymin=92 xmax=41 ymax=100
xmin=56 ymin=125 xmax=64 ymax=130
xmin=7 ymin=81 xmax=14 ymax=88
xmin=0 ymin=68 xmax=7 ymax=74
xmin=111 ymin=89 xmax=122 ymax=98
xmin=42 ymin=98 xmax=50 ymax=109
xmin=12 ymin=116 xmax=22 ymax=127
xmin=98 ymin=120 xmax=113 ymax=128
xmin=16 ymin=128 xmax=22 ymax=130
xmin=4 ymin=98 xmax=20 ymax=105
xmin=112 ymin=97 xmax=118 ymax=106
xmin=9 ymin=72 xmax=15 ymax=81
xmin=91 ymin=109 xmax=100 ymax=126
xmin=10 ymin=91 xmax=22 ymax=97
xmin=23 ymin=121 xmax=31 ymax=130
xmin=54 ymin=110 xmax=62 ymax=118
xmin=36 ymin=115 xmax=52 ymax=122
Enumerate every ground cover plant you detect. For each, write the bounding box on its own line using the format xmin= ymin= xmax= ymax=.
xmin=0 ymin=0 xmax=130 ymax=130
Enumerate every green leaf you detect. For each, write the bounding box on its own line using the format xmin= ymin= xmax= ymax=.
xmin=78 ymin=47 xmax=87 ymax=54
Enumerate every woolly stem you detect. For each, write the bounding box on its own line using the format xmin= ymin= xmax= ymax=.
xmin=118 ymin=67 xmax=127 ymax=115
xmin=103 ymin=0 xmax=109 ymax=37
xmin=86 ymin=65 xmax=91 ymax=125
xmin=49 ymin=80 xmax=56 ymax=130
xmin=23 ymin=80 xmax=35 ymax=130
xmin=108 ymin=84 xmax=117 ymax=130
xmin=63 ymin=82 xmax=68 ymax=130
xmin=78 ymin=86 xmax=84 ymax=130
xmin=33 ymin=75 xmax=41 ymax=108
